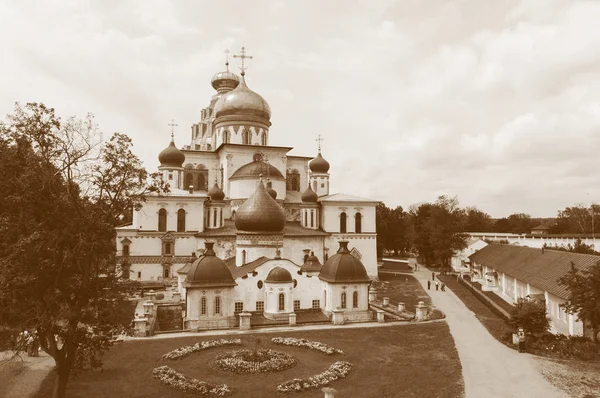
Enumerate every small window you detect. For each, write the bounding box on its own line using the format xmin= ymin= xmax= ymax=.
xmin=137 ymin=271 xmax=141 ymax=279
xmin=177 ymin=209 xmax=186 ymax=232
xmin=294 ymin=300 xmax=300 ymax=311
xmin=321 ymin=183 xmax=324 ymax=188
xmin=235 ymin=302 xmax=244 ymax=313
xmin=201 ymin=297 xmax=207 ymax=315
xmin=355 ymin=212 xmax=362 ymax=233
xmin=257 ymin=280 xmax=264 ymax=289
xmin=312 ymin=300 xmax=320 ymax=309
xmin=158 ymin=209 xmax=167 ymax=232
xmin=341 ymin=292 xmax=347 ymax=309
xmin=256 ymin=301 xmax=264 ymax=311
xmin=278 ymin=293 xmax=285 ymax=311
xmin=214 ymin=296 xmax=221 ymax=315
xmin=163 ymin=268 xmax=170 ymax=278
xmin=353 ymin=291 xmax=359 ymax=308
xmin=168 ymin=173 xmax=173 ymax=180
xmin=340 ymin=212 xmax=347 ymax=233
xmin=122 ymin=245 xmax=130 ymax=256
xmin=164 ymin=243 xmax=172 ymax=255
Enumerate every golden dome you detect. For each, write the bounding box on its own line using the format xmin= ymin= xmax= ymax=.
xmin=213 ymin=75 xmax=271 ymax=122
xmin=211 ymin=68 xmax=240 ymax=93
xmin=235 ymin=180 xmax=285 ymax=232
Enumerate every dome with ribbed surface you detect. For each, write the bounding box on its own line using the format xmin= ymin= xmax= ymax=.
xmin=235 ymin=180 xmax=285 ymax=232
xmin=158 ymin=139 xmax=185 ymax=168
xmin=301 ymin=251 xmax=323 ymax=273
xmin=211 ymin=65 xmax=240 ymax=93
xmin=230 ymin=160 xmax=284 ymax=180
xmin=213 ymin=75 xmax=271 ymax=122
xmin=301 ymin=184 xmax=318 ymax=203
xmin=208 ymin=183 xmax=225 ymax=201
xmin=318 ymin=241 xmax=370 ymax=283
xmin=265 ymin=267 xmax=292 ymax=283
xmin=309 ymin=151 xmax=330 ymax=173
xmin=184 ymin=242 xmax=236 ymax=288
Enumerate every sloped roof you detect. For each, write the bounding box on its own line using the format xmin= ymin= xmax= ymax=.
xmin=469 ymin=244 xmax=599 ymax=300
xmin=318 ymin=193 xmax=378 ymax=203
xmin=284 ymin=191 xmax=303 ymax=204
xmin=195 ymin=221 xmax=330 ymax=237
xmin=226 ymin=256 xmax=270 ymax=280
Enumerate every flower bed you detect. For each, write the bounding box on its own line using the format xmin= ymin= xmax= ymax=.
xmin=271 ymin=337 xmax=345 ymax=355
xmin=162 ymin=339 xmax=242 ymax=360
xmin=212 ymin=349 xmax=297 ymax=374
xmin=277 ymin=361 xmax=354 ymax=393
xmin=152 ymin=365 xmax=231 ymax=396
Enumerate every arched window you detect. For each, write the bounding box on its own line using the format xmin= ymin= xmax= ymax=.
xmin=242 ymin=129 xmax=251 ymax=145
xmin=340 ymin=212 xmax=347 ymax=233
xmin=261 ymin=131 xmax=267 ymax=145
xmin=355 ymin=212 xmax=362 ymax=233
xmin=286 ymin=169 xmax=300 ymax=192
xmin=213 ymin=208 xmax=217 ymax=227
xmin=223 ymin=130 xmax=230 ymax=144
xmin=158 ymin=209 xmax=167 ymax=232
xmin=177 ymin=209 xmax=186 ymax=232
xmin=304 ymin=211 xmax=307 ymax=226
xmin=164 ymin=243 xmax=172 ymax=255
xmin=163 ymin=268 xmax=170 ymax=278
xmin=214 ymin=296 xmax=221 ymax=315
xmin=122 ymin=244 xmax=130 ymax=256
xmin=201 ymin=297 xmax=207 ymax=315
xmin=278 ymin=293 xmax=285 ymax=311
xmin=242 ymin=250 xmax=246 ymax=265
xmin=313 ymin=180 xmax=317 ymax=192
xmin=197 ymin=173 xmax=206 ymax=191
xmin=341 ymin=292 xmax=347 ymax=309
xmin=311 ymin=210 xmax=314 ymax=228
xmin=185 ymin=173 xmax=194 ymax=190
xmin=353 ymin=291 xmax=359 ymax=308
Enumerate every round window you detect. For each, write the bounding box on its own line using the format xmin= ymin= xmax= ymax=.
xmin=257 ymin=280 xmax=264 ymax=289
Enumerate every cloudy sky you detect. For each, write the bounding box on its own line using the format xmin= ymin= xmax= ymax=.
xmin=1 ymin=0 xmax=600 ymax=217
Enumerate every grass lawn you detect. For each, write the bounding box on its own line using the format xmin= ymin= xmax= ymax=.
xmin=34 ymin=322 xmax=463 ymax=398
xmin=535 ymin=357 xmax=600 ymax=398
xmin=374 ymin=273 xmax=432 ymax=310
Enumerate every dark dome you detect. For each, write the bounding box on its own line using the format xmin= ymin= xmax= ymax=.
xmin=319 ymin=241 xmax=370 ymax=283
xmin=230 ymin=160 xmax=284 ymax=181
xmin=184 ymin=243 xmax=236 ymax=288
xmin=301 ymin=252 xmax=323 ymax=273
xmin=301 ymin=184 xmax=318 ymax=203
xmin=309 ymin=151 xmax=330 ymax=173
xmin=266 ymin=180 xmax=277 ymax=199
xmin=208 ymin=183 xmax=225 ymax=201
xmin=235 ymin=180 xmax=285 ymax=232
xmin=265 ymin=267 xmax=293 ymax=283
xmin=158 ymin=139 xmax=185 ymax=168
xmin=213 ymin=75 xmax=271 ymax=122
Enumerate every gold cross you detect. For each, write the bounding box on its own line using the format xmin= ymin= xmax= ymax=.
xmin=316 ymin=134 xmax=324 ymax=152
xmin=168 ymin=119 xmax=178 ymax=138
xmin=233 ymin=46 xmax=253 ymax=75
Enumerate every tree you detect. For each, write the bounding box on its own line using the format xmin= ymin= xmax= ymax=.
xmin=552 ymin=204 xmax=600 ymax=234
xmin=411 ymin=196 xmax=468 ymax=271
xmin=509 ymin=298 xmax=550 ymax=334
xmin=376 ymin=203 xmax=412 ymax=256
xmin=0 ymin=103 xmax=162 ymax=397
xmin=463 ymin=207 xmax=493 ymax=232
xmin=558 ymin=261 xmax=600 ymax=342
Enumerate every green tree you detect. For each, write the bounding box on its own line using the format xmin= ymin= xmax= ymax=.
xmin=558 ymin=261 xmax=600 ymax=342
xmin=509 ymin=298 xmax=550 ymax=334
xmin=0 ymin=103 xmax=162 ymax=397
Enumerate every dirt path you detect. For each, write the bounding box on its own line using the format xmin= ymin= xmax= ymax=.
xmin=0 ymin=351 xmax=55 ymax=398
xmin=416 ymin=269 xmax=568 ymax=398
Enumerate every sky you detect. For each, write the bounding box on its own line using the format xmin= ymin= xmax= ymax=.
xmin=1 ymin=0 xmax=600 ymax=218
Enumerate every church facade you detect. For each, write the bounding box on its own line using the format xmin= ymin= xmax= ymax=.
xmin=116 ymin=53 xmax=378 ymax=326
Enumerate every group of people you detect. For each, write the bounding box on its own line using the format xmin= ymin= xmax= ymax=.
xmin=427 ymin=272 xmax=446 ymax=292
xmin=16 ymin=330 xmax=40 ymax=357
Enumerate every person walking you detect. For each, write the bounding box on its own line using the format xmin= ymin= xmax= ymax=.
xmin=427 ymin=280 xmax=431 ymax=290
xmin=435 ymin=281 xmax=440 ymax=291
xmin=431 ymin=272 xmax=435 ymax=280
xmin=441 ymin=283 xmax=446 ymax=292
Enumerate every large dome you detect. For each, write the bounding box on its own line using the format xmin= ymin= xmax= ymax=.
xmin=184 ymin=242 xmax=236 ymax=288
xmin=309 ymin=151 xmax=330 ymax=173
xmin=213 ymin=75 xmax=271 ymax=122
xmin=265 ymin=267 xmax=293 ymax=283
xmin=230 ymin=159 xmax=284 ymax=181
xmin=235 ymin=180 xmax=285 ymax=232
xmin=318 ymin=241 xmax=370 ymax=283
xmin=158 ymin=139 xmax=185 ymax=168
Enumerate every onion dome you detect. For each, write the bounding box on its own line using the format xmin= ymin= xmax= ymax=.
xmin=158 ymin=137 xmax=185 ymax=168
xmin=213 ymin=75 xmax=271 ymax=122
xmin=208 ymin=182 xmax=225 ymax=201
xmin=309 ymin=151 xmax=330 ymax=173
xmin=265 ymin=266 xmax=293 ymax=283
xmin=235 ymin=180 xmax=285 ymax=232
xmin=211 ymin=64 xmax=240 ymax=93
xmin=319 ymin=241 xmax=370 ymax=283
xmin=301 ymin=251 xmax=323 ymax=273
xmin=230 ymin=159 xmax=284 ymax=181
xmin=266 ymin=180 xmax=277 ymax=199
xmin=301 ymin=184 xmax=318 ymax=203
xmin=184 ymin=242 xmax=236 ymax=288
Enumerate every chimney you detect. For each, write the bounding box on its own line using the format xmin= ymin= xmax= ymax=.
xmin=204 ymin=242 xmax=215 ymax=256
xmin=337 ymin=240 xmax=350 ymax=254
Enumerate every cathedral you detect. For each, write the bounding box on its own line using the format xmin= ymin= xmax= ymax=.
xmin=116 ymin=49 xmax=378 ymax=327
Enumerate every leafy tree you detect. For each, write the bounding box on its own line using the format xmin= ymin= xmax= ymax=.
xmin=376 ymin=203 xmax=412 ymax=256
xmin=543 ymin=239 xmax=599 ymax=255
xmin=463 ymin=206 xmax=493 ymax=232
xmin=558 ymin=261 xmax=600 ymax=342
xmin=493 ymin=213 xmax=535 ymax=234
xmin=0 ymin=103 xmax=162 ymax=397
xmin=509 ymin=298 xmax=550 ymax=334
xmin=552 ymin=204 xmax=600 ymax=234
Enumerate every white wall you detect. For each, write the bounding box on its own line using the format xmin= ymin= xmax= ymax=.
xmin=321 ymin=203 xmax=376 ymax=233
xmin=325 ymin=235 xmax=378 ymax=278
xmin=133 ymin=196 xmax=206 ymax=232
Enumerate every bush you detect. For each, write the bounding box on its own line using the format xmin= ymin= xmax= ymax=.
xmin=155 ymin=293 xmax=165 ymax=300
xmin=509 ymin=298 xmax=549 ymax=334
xmin=527 ymin=334 xmax=600 ymax=361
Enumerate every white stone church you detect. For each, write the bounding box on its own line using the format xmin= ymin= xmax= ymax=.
xmin=116 ymin=52 xmax=378 ymax=327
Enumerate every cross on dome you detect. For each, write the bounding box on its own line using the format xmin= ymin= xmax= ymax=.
xmin=168 ymin=119 xmax=178 ymax=139
xmin=224 ymin=49 xmax=230 ymax=71
xmin=233 ymin=46 xmax=253 ymax=76
xmin=316 ymin=134 xmax=324 ymax=152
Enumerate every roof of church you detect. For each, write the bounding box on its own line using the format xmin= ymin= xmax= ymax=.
xmin=227 ymin=256 xmax=271 ymax=280
xmin=319 ymin=241 xmax=370 ymax=284
xmin=235 ymin=180 xmax=286 ymax=232
xmin=213 ymin=74 xmax=271 ymax=121
xmin=301 ymin=253 xmax=323 ymax=273
xmin=266 ymin=266 xmax=293 ymax=283
xmin=184 ymin=243 xmax=237 ymax=288
xmin=318 ymin=193 xmax=379 ymax=203
xmin=230 ymin=160 xmax=285 ymax=180
xmin=213 ymin=143 xmax=294 ymax=153
xmin=195 ymin=220 xmax=330 ymax=237
xmin=284 ymin=191 xmax=303 ymax=204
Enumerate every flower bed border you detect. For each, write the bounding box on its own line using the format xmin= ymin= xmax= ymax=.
xmin=212 ymin=349 xmax=297 ymax=374
xmin=271 ymin=337 xmax=345 ymax=355
xmin=277 ymin=361 xmax=353 ymax=393
xmin=162 ymin=339 xmax=242 ymax=360
xmin=152 ymin=365 xmax=231 ymax=396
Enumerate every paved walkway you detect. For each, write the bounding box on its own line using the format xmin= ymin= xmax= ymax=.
xmin=417 ymin=269 xmax=568 ymax=398
xmin=0 ymin=351 xmax=55 ymax=398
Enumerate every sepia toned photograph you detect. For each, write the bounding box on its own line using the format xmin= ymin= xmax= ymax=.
xmin=0 ymin=1 xmax=599 ymax=397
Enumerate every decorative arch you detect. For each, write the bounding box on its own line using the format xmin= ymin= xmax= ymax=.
xmin=242 ymin=129 xmax=251 ymax=145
